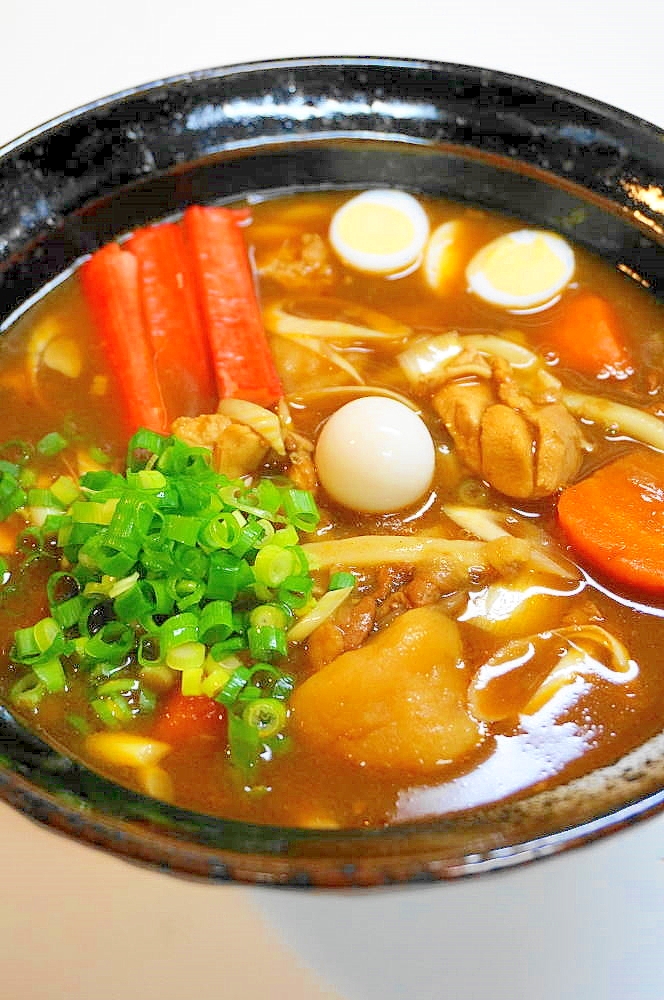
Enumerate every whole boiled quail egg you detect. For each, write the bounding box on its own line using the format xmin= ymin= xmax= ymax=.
xmin=466 ymin=229 xmax=575 ymax=310
xmin=314 ymin=396 xmax=436 ymax=513
xmin=329 ymin=190 xmax=430 ymax=275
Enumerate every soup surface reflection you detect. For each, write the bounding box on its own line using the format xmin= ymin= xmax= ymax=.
xmin=0 ymin=190 xmax=663 ymax=829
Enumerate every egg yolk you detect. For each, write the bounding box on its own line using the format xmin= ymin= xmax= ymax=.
xmin=314 ymin=397 xmax=436 ymax=513
xmin=335 ymin=201 xmax=416 ymax=256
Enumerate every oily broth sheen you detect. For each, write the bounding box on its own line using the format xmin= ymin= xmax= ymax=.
xmin=0 ymin=190 xmax=663 ymax=828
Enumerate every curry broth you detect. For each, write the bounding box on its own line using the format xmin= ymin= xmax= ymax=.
xmin=0 ymin=190 xmax=663 ymax=828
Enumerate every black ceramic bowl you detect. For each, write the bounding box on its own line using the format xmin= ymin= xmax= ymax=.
xmin=1 ymin=57 xmax=664 ymax=887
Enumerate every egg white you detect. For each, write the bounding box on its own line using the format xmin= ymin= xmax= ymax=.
xmin=467 ymin=229 xmax=575 ymax=310
xmin=314 ymin=396 xmax=436 ymax=513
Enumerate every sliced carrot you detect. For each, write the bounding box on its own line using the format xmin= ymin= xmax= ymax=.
xmin=543 ymin=291 xmax=634 ymax=379
xmin=557 ymin=449 xmax=664 ymax=593
xmin=183 ymin=205 xmax=283 ymax=407
xmin=152 ymin=691 xmax=227 ymax=746
xmin=80 ymin=243 xmax=169 ymax=435
xmin=126 ymin=223 xmax=217 ymax=419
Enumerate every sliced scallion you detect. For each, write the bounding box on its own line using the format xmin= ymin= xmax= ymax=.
xmin=36 ymin=431 xmax=68 ymax=457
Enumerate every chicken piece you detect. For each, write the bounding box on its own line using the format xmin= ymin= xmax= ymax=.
xmin=434 ymin=380 xmax=494 ymax=472
xmin=276 ymin=398 xmax=319 ymax=491
xmin=404 ymin=572 xmax=444 ymax=607
xmin=171 ymin=413 xmax=268 ymax=478
xmin=307 ymin=566 xmax=412 ymax=670
xmin=284 ymin=428 xmax=318 ymax=491
xmin=292 ymin=605 xmax=484 ymax=773
xmin=307 ymin=593 xmax=378 ymax=671
xmin=480 ymin=404 xmax=535 ymax=498
xmin=260 ymin=233 xmax=338 ymax=290
xmin=432 ymin=351 xmax=584 ymax=500
xmin=533 ymin=403 xmax=586 ymax=496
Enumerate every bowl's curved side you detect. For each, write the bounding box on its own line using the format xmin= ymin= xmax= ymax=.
xmin=0 ymin=57 xmax=663 ymax=885
xmin=2 ymin=723 xmax=664 ymax=888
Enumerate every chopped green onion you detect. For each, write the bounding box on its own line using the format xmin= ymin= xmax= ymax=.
xmin=329 ymin=572 xmax=356 ymax=591
xmin=128 ymin=468 xmax=166 ymax=491
xmin=209 ymin=636 xmax=248 ymax=658
xmin=229 ymin=520 xmax=267 ymax=559
xmin=32 ymin=657 xmax=67 ymax=693
xmin=91 ymin=694 xmax=134 ymax=727
xmin=199 ymin=512 xmax=241 ymax=551
xmin=198 ymin=600 xmax=234 ymax=645
xmin=216 ymin=665 xmax=252 ymax=706
xmin=88 ymin=445 xmax=111 ymax=466
xmin=165 ymin=641 xmax=206 ymax=672
xmin=0 ymin=468 xmax=26 ymax=520
xmin=271 ymin=673 xmax=295 ymax=701
xmin=253 ymin=544 xmax=296 ymax=588
xmin=96 ymin=677 xmax=138 ymax=697
xmin=206 ymin=551 xmax=253 ymax=601
xmin=66 ymin=713 xmax=92 ymax=735
xmin=111 ymin=584 xmax=152 ymax=624
xmin=7 ymin=428 xmax=330 ymax=777
xmin=270 ymin=524 xmax=299 ymax=549
xmin=277 ymin=575 xmax=314 ymax=611
xmin=248 ymin=624 xmax=288 ymax=661
xmin=249 ymin=604 xmax=290 ymax=630
xmin=10 ymin=673 xmax=47 ymax=710
xmin=180 ymin=666 xmax=204 ymax=695
xmin=201 ymin=666 xmax=232 ymax=698
xmin=282 ymin=488 xmax=319 ymax=531
xmin=84 ymin=621 xmax=134 ymax=664
xmin=70 ymin=498 xmax=118 ymax=525
xmin=50 ymin=475 xmax=80 ymax=506
xmin=158 ymin=612 xmax=199 ymax=652
xmin=242 ymin=697 xmax=287 ymax=739
xmin=51 ymin=594 xmax=85 ymax=629
xmin=0 ymin=459 xmax=20 ymax=479
xmin=18 ymin=467 xmax=37 ymax=489
xmin=13 ymin=617 xmax=67 ymax=664
xmin=0 ymin=440 xmax=33 ymax=468
xmin=27 ymin=487 xmax=63 ymax=509
xmin=227 ymin=713 xmax=262 ymax=771
xmin=161 ymin=514 xmax=202 ymax=547
xmin=36 ymin=431 xmax=68 ymax=457
xmin=139 ymin=662 xmax=175 ymax=690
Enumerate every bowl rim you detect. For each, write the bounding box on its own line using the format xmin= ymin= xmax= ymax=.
xmin=3 ymin=54 xmax=664 ymax=159
xmin=1 ymin=55 xmax=664 ymax=887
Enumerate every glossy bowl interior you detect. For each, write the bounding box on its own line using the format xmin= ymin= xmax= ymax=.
xmin=1 ymin=57 xmax=664 ymax=886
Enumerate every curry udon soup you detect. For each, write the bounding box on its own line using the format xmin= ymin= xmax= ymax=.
xmin=0 ymin=188 xmax=663 ymax=830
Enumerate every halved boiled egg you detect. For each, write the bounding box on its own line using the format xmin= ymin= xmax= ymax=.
xmin=466 ymin=229 xmax=575 ymax=310
xmin=423 ymin=218 xmax=473 ymax=295
xmin=314 ymin=396 xmax=436 ymax=513
xmin=329 ymin=190 xmax=430 ymax=275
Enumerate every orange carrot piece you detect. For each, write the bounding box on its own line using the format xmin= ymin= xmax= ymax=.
xmin=183 ymin=205 xmax=283 ymax=408
xmin=557 ymin=449 xmax=664 ymax=593
xmin=152 ymin=691 xmax=227 ymax=746
xmin=80 ymin=243 xmax=168 ymax=435
xmin=126 ymin=223 xmax=218 ymax=419
xmin=544 ymin=291 xmax=634 ymax=378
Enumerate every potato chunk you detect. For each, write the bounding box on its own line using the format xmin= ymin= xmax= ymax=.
xmin=291 ymin=606 xmax=483 ymax=772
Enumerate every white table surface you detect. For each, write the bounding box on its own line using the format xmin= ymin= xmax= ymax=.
xmin=1 ymin=3 xmax=663 ymax=998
